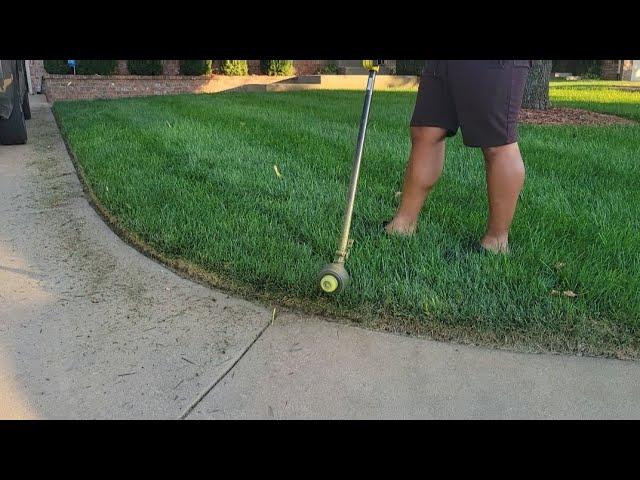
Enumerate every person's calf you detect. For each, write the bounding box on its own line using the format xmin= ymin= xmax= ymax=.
xmin=385 ymin=127 xmax=447 ymax=236
xmin=480 ymin=142 xmax=525 ymax=254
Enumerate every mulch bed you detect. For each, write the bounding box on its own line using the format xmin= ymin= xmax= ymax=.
xmin=519 ymin=107 xmax=635 ymax=126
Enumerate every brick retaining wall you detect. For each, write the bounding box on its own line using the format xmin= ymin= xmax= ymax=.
xmin=42 ymin=74 xmax=297 ymax=102
xmin=32 ymin=60 xmax=329 ymax=97
xmin=601 ymin=60 xmax=620 ymax=80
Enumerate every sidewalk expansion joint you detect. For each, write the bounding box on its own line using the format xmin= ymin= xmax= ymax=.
xmin=178 ymin=308 xmax=277 ymax=419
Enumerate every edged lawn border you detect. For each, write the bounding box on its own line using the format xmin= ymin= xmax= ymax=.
xmin=51 ymin=104 xmax=638 ymax=361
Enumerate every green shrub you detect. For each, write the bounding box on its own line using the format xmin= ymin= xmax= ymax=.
xmin=577 ymin=60 xmax=602 ymax=78
xmin=395 ymin=60 xmax=425 ymax=75
xmin=43 ymin=60 xmax=70 ymax=74
xmin=220 ymin=60 xmax=248 ymax=76
xmin=76 ymin=60 xmax=117 ymax=75
xmin=552 ymin=60 xmax=602 ymax=78
xmin=180 ymin=60 xmax=212 ymax=76
xmin=127 ymin=60 xmax=163 ymax=75
xmin=317 ymin=62 xmax=339 ymax=74
xmin=260 ymin=60 xmax=295 ymax=76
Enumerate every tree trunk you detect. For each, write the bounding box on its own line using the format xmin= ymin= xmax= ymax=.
xmin=522 ymin=60 xmax=552 ymax=110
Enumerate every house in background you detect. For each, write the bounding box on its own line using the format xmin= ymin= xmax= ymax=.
xmin=25 ymin=59 xmax=639 ymax=95
xmin=556 ymin=60 xmax=638 ymax=80
xmin=601 ymin=60 xmax=639 ymax=80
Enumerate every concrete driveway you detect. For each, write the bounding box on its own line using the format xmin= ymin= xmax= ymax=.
xmin=1 ymin=95 xmax=639 ymax=419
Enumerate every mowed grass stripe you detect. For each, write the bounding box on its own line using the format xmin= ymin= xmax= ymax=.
xmin=54 ymin=87 xmax=640 ymax=357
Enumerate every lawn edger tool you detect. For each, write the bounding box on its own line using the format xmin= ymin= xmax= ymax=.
xmin=318 ymin=60 xmax=383 ymax=294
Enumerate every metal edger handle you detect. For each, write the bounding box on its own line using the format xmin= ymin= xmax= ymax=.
xmin=335 ymin=61 xmax=379 ymax=262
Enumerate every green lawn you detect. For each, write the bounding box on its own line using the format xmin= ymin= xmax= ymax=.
xmin=550 ymin=80 xmax=640 ymax=121
xmin=53 ymin=84 xmax=640 ymax=358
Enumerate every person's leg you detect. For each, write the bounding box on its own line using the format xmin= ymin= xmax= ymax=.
xmin=385 ymin=126 xmax=448 ymax=235
xmin=388 ymin=60 xmax=458 ymax=236
xmin=480 ymin=142 xmax=525 ymax=253
xmin=447 ymin=60 xmax=530 ymax=253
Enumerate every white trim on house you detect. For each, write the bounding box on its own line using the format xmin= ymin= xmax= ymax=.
xmin=632 ymin=60 xmax=640 ymax=81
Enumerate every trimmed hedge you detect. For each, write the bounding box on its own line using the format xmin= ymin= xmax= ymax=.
xmin=44 ymin=60 xmax=70 ymax=74
xmin=76 ymin=60 xmax=118 ymax=75
xmin=127 ymin=60 xmax=163 ymax=75
xmin=220 ymin=60 xmax=248 ymax=76
xmin=260 ymin=60 xmax=295 ymax=76
xmin=395 ymin=60 xmax=425 ymax=75
xmin=180 ymin=60 xmax=212 ymax=76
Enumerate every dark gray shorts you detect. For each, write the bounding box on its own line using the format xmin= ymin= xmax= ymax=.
xmin=410 ymin=60 xmax=531 ymax=148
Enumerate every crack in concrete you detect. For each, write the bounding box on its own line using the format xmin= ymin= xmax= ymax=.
xmin=179 ymin=313 xmax=275 ymax=420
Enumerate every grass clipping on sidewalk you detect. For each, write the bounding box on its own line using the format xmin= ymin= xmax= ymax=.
xmin=53 ymin=87 xmax=640 ymax=359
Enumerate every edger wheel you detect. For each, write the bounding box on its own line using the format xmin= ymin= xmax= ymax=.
xmin=318 ymin=263 xmax=350 ymax=294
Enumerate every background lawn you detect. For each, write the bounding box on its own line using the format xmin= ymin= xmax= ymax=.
xmin=53 ymin=83 xmax=640 ymax=358
xmin=550 ymin=80 xmax=640 ymax=121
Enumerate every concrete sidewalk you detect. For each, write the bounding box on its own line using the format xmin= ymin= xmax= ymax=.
xmin=188 ymin=313 xmax=640 ymax=419
xmin=1 ymin=95 xmax=639 ymax=419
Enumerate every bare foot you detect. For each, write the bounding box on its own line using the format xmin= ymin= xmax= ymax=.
xmin=480 ymin=234 xmax=510 ymax=254
xmin=384 ymin=218 xmax=417 ymax=236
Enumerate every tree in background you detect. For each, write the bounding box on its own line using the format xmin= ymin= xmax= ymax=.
xmin=522 ymin=60 xmax=553 ymax=110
